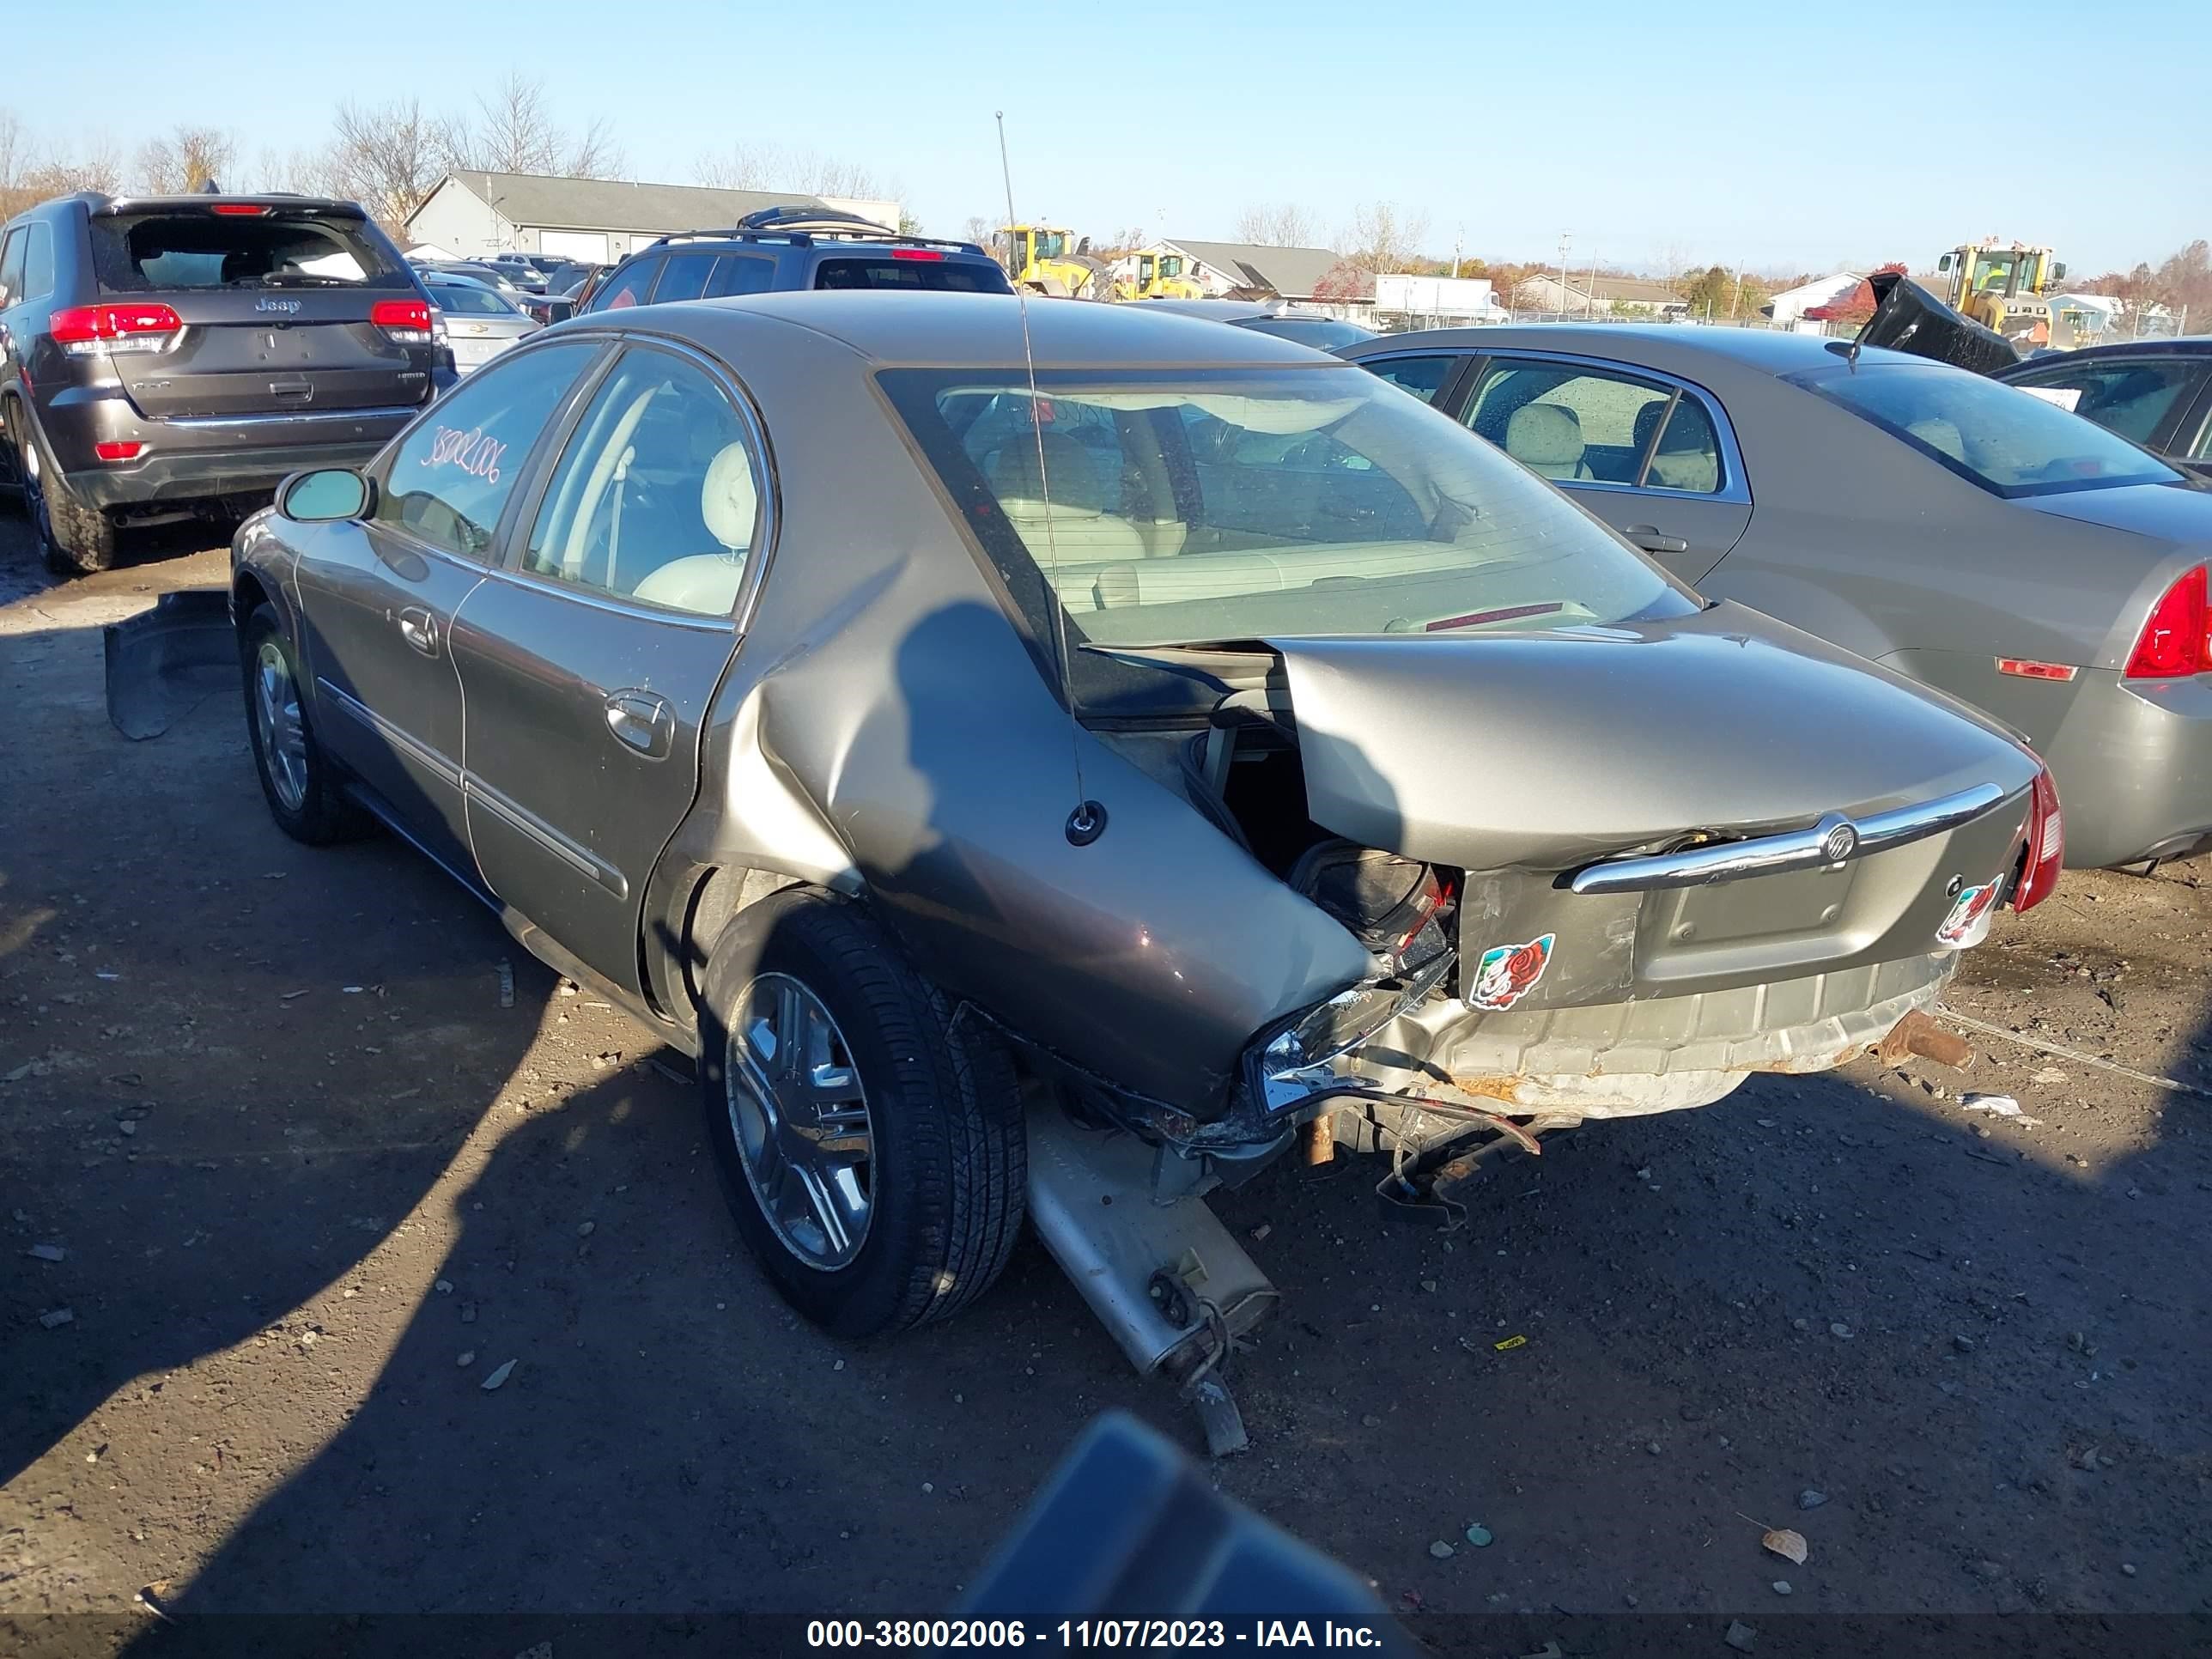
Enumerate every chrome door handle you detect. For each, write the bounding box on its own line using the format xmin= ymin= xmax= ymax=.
xmin=397 ymin=608 xmax=439 ymax=656
xmin=604 ymin=690 xmax=675 ymax=760
xmin=1625 ymin=524 xmax=1690 ymax=556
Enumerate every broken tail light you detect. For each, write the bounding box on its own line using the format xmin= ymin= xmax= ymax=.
xmin=50 ymin=302 xmax=183 ymax=356
xmin=2012 ymin=764 xmax=2063 ymax=913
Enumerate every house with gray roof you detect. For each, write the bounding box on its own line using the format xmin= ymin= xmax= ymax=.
xmin=1155 ymin=239 xmax=1358 ymax=304
xmin=403 ymin=170 xmax=902 ymax=265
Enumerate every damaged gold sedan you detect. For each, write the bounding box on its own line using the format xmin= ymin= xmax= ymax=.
xmin=227 ymin=295 xmax=2057 ymax=1447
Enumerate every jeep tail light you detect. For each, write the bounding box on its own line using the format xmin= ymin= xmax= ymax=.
xmin=94 ymin=440 xmax=146 ymax=463
xmin=370 ymin=299 xmax=434 ymax=344
xmin=50 ymin=302 xmax=183 ymax=356
xmin=2012 ymin=764 xmax=2063 ymax=913
xmin=2124 ymin=565 xmax=2209 ymax=678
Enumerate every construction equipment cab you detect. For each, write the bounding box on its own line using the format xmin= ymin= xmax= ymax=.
xmin=1936 ymin=241 xmax=2069 ymax=349
xmin=998 ymin=225 xmax=1111 ymax=300
xmin=1125 ymin=251 xmax=1205 ymax=301
xmin=575 ymin=208 xmax=1013 ymax=314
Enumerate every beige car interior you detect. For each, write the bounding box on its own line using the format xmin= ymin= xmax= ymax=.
xmin=1504 ymin=403 xmax=1595 ymax=480
xmin=1631 ymin=398 xmax=1723 ymax=493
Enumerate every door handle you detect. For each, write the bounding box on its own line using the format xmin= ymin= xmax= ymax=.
xmin=604 ymin=690 xmax=675 ymax=760
xmin=396 ymin=607 xmax=440 ymax=656
xmin=1625 ymin=524 xmax=1690 ymax=556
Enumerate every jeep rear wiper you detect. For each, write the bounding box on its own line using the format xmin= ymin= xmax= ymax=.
xmin=235 ymin=273 xmax=350 ymax=288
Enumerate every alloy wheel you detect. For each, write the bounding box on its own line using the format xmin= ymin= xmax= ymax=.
xmin=726 ymin=971 xmax=876 ymax=1270
xmin=252 ymin=641 xmax=309 ymax=812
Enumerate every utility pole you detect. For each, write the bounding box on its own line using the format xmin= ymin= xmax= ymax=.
xmin=1555 ymin=230 xmax=1571 ymax=319
xmin=1730 ymin=264 xmax=1746 ymax=319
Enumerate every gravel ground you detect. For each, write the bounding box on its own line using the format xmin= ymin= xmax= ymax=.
xmin=3 ymin=520 xmax=2208 ymax=1652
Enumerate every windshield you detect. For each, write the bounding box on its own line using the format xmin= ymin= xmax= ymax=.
xmin=93 ymin=211 xmax=405 ymax=292
xmin=1031 ymin=230 xmax=1067 ymax=262
xmin=883 ymin=365 xmax=1690 ymax=686
xmin=1243 ymin=316 xmax=1377 ymax=349
xmin=1159 ymin=256 xmax=1183 ymax=277
xmin=1796 ymin=362 xmax=2182 ymax=498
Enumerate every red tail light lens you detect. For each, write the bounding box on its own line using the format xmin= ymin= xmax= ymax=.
xmin=209 ymin=203 xmax=270 ymax=216
xmin=50 ymin=302 xmax=183 ymax=356
xmin=2012 ymin=764 xmax=2063 ymax=912
xmin=891 ymin=247 xmax=946 ymax=261
xmin=370 ymin=298 xmax=434 ymax=343
xmin=2124 ymin=565 xmax=2209 ymax=678
xmin=94 ymin=440 xmax=146 ymax=462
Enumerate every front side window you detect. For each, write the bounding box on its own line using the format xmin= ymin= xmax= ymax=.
xmin=589 ymin=258 xmax=659 ymax=313
xmin=373 ymin=342 xmax=599 ymax=560
xmin=1464 ymin=360 xmax=1676 ymax=485
xmin=1796 ymin=362 xmax=2182 ymax=497
xmin=883 ymin=365 xmax=1691 ymax=700
xmin=521 ymin=347 xmax=759 ymax=619
xmin=2006 ymin=358 xmax=2199 ymax=447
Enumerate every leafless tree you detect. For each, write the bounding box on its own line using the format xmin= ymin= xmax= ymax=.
xmin=1337 ymin=201 xmax=1430 ymax=273
xmin=695 ymin=143 xmax=898 ymax=203
xmin=961 ymin=215 xmax=994 ymax=247
xmin=134 ymin=125 xmax=236 ymax=193
xmin=324 ymin=97 xmax=442 ymax=226
xmin=1234 ymin=203 xmax=1317 ymax=247
xmin=439 ymin=71 xmax=623 ymax=179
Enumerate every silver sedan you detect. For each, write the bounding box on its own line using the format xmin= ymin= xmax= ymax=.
xmin=420 ymin=272 xmax=539 ymax=374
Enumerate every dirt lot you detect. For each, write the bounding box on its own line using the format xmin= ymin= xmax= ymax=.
xmin=3 ymin=519 xmax=2209 ymax=1652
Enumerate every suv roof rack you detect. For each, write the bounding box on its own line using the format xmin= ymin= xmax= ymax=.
xmin=641 ymin=205 xmax=984 ymax=257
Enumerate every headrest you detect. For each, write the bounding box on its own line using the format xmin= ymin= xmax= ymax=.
xmin=1905 ymin=416 xmax=1966 ymax=463
xmin=702 ymin=442 xmax=757 ymax=551
xmin=987 ymin=430 xmax=1099 ymax=507
xmin=1506 ymin=403 xmax=1584 ymax=466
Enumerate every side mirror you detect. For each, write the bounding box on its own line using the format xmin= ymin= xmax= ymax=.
xmin=1936 ymin=254 xmax=1954 ymax=273
xmin=2051 ymin=262 xmax=2068 ymax=282
xmin=279 ymin=468 xmax=369 ymax=522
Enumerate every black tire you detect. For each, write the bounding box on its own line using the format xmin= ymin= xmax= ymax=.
xmin=239 ymin=603 xmax=367 ymax=845
xmin=698 ymin=889 xmax=1025 ymax=1337
xmin=10 ymin=412 xmax=115 ymax=574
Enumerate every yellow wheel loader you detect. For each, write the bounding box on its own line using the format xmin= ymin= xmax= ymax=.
xmin=1936 ymin=241 xmax=2072 ymax=349
xmin=1122 ymin=250 xmax=1206 ymax=301
xmin=999 ymin=224 xmax=1112 ymax=300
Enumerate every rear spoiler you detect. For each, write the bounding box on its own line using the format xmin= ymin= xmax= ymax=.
xmin=1858 ymin=270 xmax=2022 ymax=375
xmin=91 ymin=194 xmax=368 ymax=221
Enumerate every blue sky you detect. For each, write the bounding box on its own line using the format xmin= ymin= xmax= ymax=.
xmin=8 ymin=0 xmax=2201 ymax=275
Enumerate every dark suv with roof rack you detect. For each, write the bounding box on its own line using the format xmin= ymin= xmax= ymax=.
xmin=0 ymin=190 xmax=449 ymax=573
xmin=572 ymin=206 xmax=1013 ymax=316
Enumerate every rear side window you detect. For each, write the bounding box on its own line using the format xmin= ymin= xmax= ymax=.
xmin=652 ymin=252 xmax=717 ymax=303
xmin=813 ymin=256 xmax=1012 ymax=293
xmin=91 ymin=211 xmax=405 ymax=292
xmin=1798 ymin=362 xmax=2183 ymax=498
xmin=20 ymin=223 xmax=54 ymax=302
xmin=705 ymin=255 xmax=775 ymax=298
xmin=1465 ymin=360 xmax=1674 ymax=485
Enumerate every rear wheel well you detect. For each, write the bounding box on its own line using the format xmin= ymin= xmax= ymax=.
xmin=668 ymin=864 xmax=810 ymax=1015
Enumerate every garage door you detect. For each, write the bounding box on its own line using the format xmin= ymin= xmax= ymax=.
xmin=538 ymin=230 xmax=610 ymax=263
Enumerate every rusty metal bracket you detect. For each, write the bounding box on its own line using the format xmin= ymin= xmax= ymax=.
xmin=1877 ymin=1008 xmax=1973 ymax=1071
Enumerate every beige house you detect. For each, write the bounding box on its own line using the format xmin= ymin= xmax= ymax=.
xmin=1515 ymin=273 xmax=1689 ymax=317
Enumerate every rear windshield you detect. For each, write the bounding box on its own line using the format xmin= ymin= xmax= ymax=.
xmin=430 ymin=283 xmax=518 ymax=316
xmin=1793 ymin=361 xmax=2181 ymax=498
xmin=883 ymin=364 xmax=1692 ymax=705
xmin=814 ymin=256 xmax=1013 ymax=294
xmin=92 ymin=211 xmax=406 ymax=293
xmin=1241 ymin=317 xmax=1377 ymax=350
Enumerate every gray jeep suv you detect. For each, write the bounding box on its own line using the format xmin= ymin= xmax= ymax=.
xmin=0 ymin=191 xmax=450 ymax=572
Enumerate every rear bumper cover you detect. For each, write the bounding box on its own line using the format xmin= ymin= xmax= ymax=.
xmin=64 ymin=429 xmax=406 ymax=509
xmin=2037 ymin=671 xmax=2212 ymax=868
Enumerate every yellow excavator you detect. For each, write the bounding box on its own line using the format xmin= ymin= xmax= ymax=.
xmin=1935 ymin=240 xmax=2079 ymax=349
xmin=998 ymin=224 xmax=1112 ymax=300
xmin=1119 ymin=250 xmax=1205 ymax=301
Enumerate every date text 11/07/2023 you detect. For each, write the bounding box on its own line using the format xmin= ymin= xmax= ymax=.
xmin=805 ymin=1619 xmax=1389 ymax=1649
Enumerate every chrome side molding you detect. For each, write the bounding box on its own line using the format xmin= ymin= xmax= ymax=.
xmin=1567 ymin=781 xmax=2012 ymax=896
